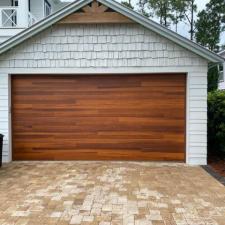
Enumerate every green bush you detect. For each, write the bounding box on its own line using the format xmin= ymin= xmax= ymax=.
xmin=208 ymin=90 xmax=225 ymax=159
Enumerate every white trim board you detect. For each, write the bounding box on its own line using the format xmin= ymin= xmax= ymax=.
xmin=0 ymin=67 xmax=208 ymax=74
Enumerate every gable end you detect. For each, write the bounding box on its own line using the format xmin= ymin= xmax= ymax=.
xmin=58 ymin=1 xmax=134 ymax=24
xmin=0 ymin=0 xmax=223 ymax=63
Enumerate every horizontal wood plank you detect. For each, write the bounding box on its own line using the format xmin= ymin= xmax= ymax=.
xmin=58 ymin=12 xmax=134 ymax=24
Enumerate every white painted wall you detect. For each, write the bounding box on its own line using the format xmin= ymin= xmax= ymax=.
xmin=30 ymin=0 xmax=44 ymax=21
xmin=0 ymin=0 xmax=68 ymax=43
xmin=48 ymin=0 xmax=68 ymax=12
xmin=219 ymin=78 xmax=225 ymax=90
xmin=30 ymin=0 xmax=68 ymax=22
xmin=0 ymin=0 xmax=67 ymax=23
xmin=0 ymin=23 xmax=208 ymax=165
xmin=0 ymin=0 xmax=11 ymax=6
xmin=218 ymin=52 xmax=225 ymax=90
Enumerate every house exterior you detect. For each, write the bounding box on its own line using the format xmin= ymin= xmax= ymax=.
xmin=218 ymin=50 xmax=225 ymax=90
xmin=0 ymin=0 xmax=68 ymax=43
xmin=0 ymin=0 xmax=224 ymax=165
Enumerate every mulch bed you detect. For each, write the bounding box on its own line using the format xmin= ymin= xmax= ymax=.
xmin=209 ymin=160 xmax=225 ymax=177
xmin=202 ymin=159 xmax=225 ymax=186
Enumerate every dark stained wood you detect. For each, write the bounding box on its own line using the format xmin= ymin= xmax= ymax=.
xmin=58 ymin=12 xmax=134 ymax=24
xmin=58 ymin=1 xmax=134 ymax=24
xmin=12 ymin=74 xmax=186 ymax=161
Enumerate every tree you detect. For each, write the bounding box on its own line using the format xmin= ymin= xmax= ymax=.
xmin=137 ymin=0 xmax=150 ymax=17
xmin=195 ymin=0 xmax=225 ymax=99
xmin=183 ymin=0 xmax=197 ymax=41
xmin=207 ymin=0 xmax=225 ymax=31
xmin=195 ymin=9 xmax=221 ymax=52
xmin=149 ymin=0 xmax=175 ymax=27
xmin=137 ymin=0 xmax=197 ymax=39
xmin=138 ymin=0 xmax=175 ymax=28
xmin=138 ymin=0 xmax=148 ymax=17
xmin=171 ymin=0 xmax=187 ymax=32
xmin=195 ymin=0 xmax=225 ymax=52
xmin=121 ymin=0 xmax=134 ymax=9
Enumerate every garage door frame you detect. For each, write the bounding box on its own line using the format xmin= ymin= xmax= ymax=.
xmin=10 ymin=73 xmax=187 ymax=162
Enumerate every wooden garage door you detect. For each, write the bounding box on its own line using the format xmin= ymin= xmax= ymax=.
xmin=12 ymin=74 xmax=186 ymax=161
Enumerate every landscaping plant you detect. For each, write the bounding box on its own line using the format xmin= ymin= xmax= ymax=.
xmin=208 ymin=90 xmax=225 ymax=159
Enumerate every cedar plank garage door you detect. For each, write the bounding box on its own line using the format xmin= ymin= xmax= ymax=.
xmin=12 ymin=74 xmax=186 ymax=161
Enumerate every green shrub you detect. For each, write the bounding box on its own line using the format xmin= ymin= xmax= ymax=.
xmin=208 ymin=90 xmax=225 ymax=159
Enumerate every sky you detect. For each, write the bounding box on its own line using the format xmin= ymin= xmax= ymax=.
xmin=172 ymin=0 xmax=209 ymax=38
xmin=196 ymin=0 xmax=209 ymax=10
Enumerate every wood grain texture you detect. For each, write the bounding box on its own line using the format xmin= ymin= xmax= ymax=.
xmin=58 ymin=12 xmax=134 ymax=24
xmin=58 ymin=1 xmax=133 ymax=24
xmin=12 ymin=74 xmax=186 ymax=161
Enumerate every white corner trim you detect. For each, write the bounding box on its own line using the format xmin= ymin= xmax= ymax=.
xmin=186 ymin=73 xmax=190 ymax=164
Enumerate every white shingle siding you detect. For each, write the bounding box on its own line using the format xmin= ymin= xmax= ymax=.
xmin=0 ymin=23 xmax=208 ymax=165
xmin=0 ymin=24 xmax=207 ymax=69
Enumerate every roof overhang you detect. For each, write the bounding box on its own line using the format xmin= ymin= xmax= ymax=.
xmin=0 ymin=0 xmax=224 ymax=63
xmin=219 ymin=50 xmax=225 ymax=57
xmin=53 ymin=0 xmax=68 ymax=4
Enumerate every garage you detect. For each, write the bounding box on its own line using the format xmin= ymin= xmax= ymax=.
xmin=12 ymin=74 xmax=186 ymax=161
xmin=0 ymin=0 xmax=223 ymax=164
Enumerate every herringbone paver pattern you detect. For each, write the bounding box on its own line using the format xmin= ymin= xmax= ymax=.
xmin=0 ymin=162 xmax=224 ymax=225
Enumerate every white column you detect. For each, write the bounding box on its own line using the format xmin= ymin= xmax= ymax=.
xmin=188 ymin=70 xmax=208 ymax=165
xmin=0 ymin=9 xmax=2 ymax=27
xmin=0 ymin=74 xmax=11 ymax=163
xmin=17 ymin=0 xmax=29 ymax=28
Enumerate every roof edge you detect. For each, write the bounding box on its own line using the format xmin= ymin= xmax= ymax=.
xmin=219 ymin=50 xmax=225 ymax=56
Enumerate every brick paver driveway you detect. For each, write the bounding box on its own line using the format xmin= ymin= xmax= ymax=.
xmin=0 ymin=162 xmax=224 ymax=225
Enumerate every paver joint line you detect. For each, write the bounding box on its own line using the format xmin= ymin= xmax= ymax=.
xmin=0 ymin=161 xmax=224 ymax=225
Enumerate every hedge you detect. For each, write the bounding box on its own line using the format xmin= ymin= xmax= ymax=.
xmin=208 ymin=90 xmax=225 ymax=159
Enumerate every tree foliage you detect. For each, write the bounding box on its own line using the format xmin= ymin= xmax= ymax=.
xmin=172 ymin=0 xmax=187 ymax=32
xmin=137 ymin=0 xmax=150 ymax=17
xmin=195 ymin=10 xmax=221 ymax=52
xmin=137 ymin=0 xmax=197 ymax=39
xmin=183 ymin=0 xmax=197 ymax=40
xmin=121 ymin=0 xmax=134 ymax=9
xmin=207 ymin=0 xmax=225 ymax=31
xmin=195 ymin=0 xmax=225 ymax=52
xmin=133 ymin=0 xmax=225 ymax=45
xmin=146 ymin=0 xmax=175 ymax=28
